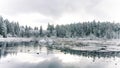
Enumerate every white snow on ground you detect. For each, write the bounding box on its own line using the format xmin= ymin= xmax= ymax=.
xmin=109 ymin=39 xmax=120 ymax=45
xmin=0 ymin=37 xmax=120 ymax=45
xmin=77 ymin=39 xmax=120 ymax=46
xmin=0 ymin=37 xmax=54 ymax=45
xmin=1 ymin=38 xmax=120 ymax=52
xmin=0 ymin=37 xmax=34 ymax=42
xmin=39 ymin=38 xmax=54 ymax=45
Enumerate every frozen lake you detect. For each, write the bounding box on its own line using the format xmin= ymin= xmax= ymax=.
xmin=0 ymin=42 xmax=120 ymax=68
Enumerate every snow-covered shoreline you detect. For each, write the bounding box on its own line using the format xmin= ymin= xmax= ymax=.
xmin=0 ymin=37 xmax=120 ymax=52
xmin=0 ymin=37 xmax=34 ymax=42
xmin=0 ymin=37 xmax=120 ymax=46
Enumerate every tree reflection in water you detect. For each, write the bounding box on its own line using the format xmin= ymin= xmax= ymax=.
xmin=0 ymin=42 xmax=120 ymax=68
xmin=0 ymin=42 xmax=120 ymax=58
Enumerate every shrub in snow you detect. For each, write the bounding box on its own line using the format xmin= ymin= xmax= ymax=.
xmin=7 ymin=33 xmax=12 ymax=37
xmin=0 ymin=35 xmax=3 ymax=38
xmin=87 ymin=34 xmax=98 ymax=40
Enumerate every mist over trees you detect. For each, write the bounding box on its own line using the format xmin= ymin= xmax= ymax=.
xmin=0 ymin=16 xmax=120 ymax=39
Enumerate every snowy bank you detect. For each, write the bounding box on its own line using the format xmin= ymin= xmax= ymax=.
xmin=0 ymin=37 xmax=34 ymax=42
xmin=0 ymin=37 xmax=120 ymax=46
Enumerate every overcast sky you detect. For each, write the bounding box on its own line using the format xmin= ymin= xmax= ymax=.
xmin=0 ymin=0 xmax=120 ymax=28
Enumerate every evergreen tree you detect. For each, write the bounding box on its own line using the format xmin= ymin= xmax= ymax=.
xmin=34 ymin=27 xmax=39 ymax=37
xmin=25 ymin=26 xmax=30 ymax=37
xmin=39 ymin=26 xmax=43 ymax=37
xmin=20 ymin=26 xmax=25 ymax=37
xmin=10 ymin=23 xmax=15 ymax=36
xmin=14 ymin=22 xmax=20 ymax=37
xmin=0 ymin=16 xmax=3 ymax=36
xmin=0 ymin=17 xmax=7 ymax=38
xmin=47 ymin=23 xmax=54 ymax=37
xmin=1 ymin=21 xmax=7 ymax=38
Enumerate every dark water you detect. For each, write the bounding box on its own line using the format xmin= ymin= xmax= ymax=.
xmin=0 ymin=42 xmax=120 ymax=68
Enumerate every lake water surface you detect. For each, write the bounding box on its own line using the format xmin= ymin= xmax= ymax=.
xmin=0 ymin=42 xmax=120 ymax=68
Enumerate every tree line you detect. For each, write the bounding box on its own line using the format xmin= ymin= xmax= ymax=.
xmin=0 ymin=16 xmax=120 ymax=39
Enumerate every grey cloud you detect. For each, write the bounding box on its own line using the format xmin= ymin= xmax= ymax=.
xmin=1 ymin=0 xmax=104 ymax=18
xmin=84 ymin=0 xmax=107 ymax=18
xmin=34 ymin=19 xmax=53 ymax=24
